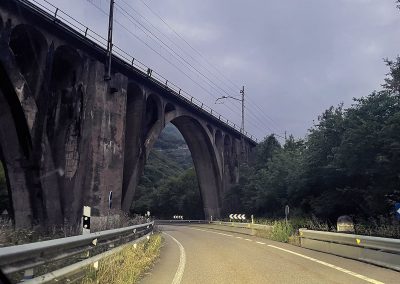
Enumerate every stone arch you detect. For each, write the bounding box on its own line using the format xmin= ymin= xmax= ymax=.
xmin=127 ymin=111 xmax=223 ymax=218
xmin=0 ymin=61 xmax=35 ymax=227
xmin=170 ymin=116 xmax=222 ymax=218
xmin=9 ymin=24 xmax=47 ymax=98
xmin=224 ymin=135 xmax=232 ymax=159
xmin=215 ymin=130 xmax=223 ymax=151
xmin=145 ymin=94 xmax=161 ymax=136
xmin=164 ymin=102 xmax=176 ymax=123
xmin=165 ymin=102 xmax=175 ymax=113
xmin=49 ymin=45 xmax=82 ymax=91
xmin=122 ymin=82 xmax=145 ymax=209
xmin=206 ymin=124 xmax=213 ymax=136
xmin=45 ymin=45 xmax=83 ymax=223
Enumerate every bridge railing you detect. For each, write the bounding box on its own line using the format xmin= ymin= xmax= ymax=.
xmin=21 ymin=0 xmax=258 ymax=143
xmin=0 ymin=221 xmax=154 ymax=283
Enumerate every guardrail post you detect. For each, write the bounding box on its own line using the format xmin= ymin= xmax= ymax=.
xmin=23 ymin=268 xmax=34 ymax=281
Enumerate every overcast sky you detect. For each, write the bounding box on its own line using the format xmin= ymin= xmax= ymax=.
xmin=34 ymin=0 xmax=400 ymax=141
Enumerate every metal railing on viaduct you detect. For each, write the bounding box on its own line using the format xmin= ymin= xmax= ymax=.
xmin=16 ymin=0 xmax=258 ymax=144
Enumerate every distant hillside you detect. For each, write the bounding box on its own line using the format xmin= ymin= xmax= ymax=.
xmin=153 ymin=123 xmax=187 ymax=150
xmin=133 ymin=123 xmax=203 ymax=218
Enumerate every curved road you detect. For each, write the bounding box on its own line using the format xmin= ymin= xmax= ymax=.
xmin=140 ymin=225 xmax=399 ymax=284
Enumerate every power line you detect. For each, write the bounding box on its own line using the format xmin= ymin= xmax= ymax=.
xmin=86 ymin=0 xmax=279 ymax=140
xmin=115 ymin=3 xmax=241 ymax=103
xmin=134 ymin=0 xmax=285 ymax=135
xmin=88 ymin=1 xmax=244 ymax=120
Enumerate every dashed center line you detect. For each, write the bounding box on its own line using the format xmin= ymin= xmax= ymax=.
xmin=244 ymin=238 xmax=252 ymax=242
xmin=256 ymin=241 xmax=266 ymax=245
xmin=235 ymin=236 xmax=243 ymax=239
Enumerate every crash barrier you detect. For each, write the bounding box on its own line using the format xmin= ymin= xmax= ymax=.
xmin=0 ymin=221 xmax=154 ymax=283
xmin=299 ymin=229 xmax=400 ymax=271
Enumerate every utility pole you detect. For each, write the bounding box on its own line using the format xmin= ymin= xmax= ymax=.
xmin=215 ymin=86 xmax=246 ymax=155
xmin=240 ymin=86 xmax=245 ymax=134
xmin=105 ymin=0 xmax=115 ymax=81
xmin=215 ymin=87 xmax=245 ymax=135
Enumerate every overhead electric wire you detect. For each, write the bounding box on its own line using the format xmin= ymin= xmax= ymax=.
xmin=134 ymin=0 xmax=285 ymax=136
xmin=115 ymin=0 xmax=282 ymax=137
xmin=119 ymin=0 xmax=245 ymax=100
xmin=87 ymin=0 xmax=245 ymax=124
xmin=87 ymin=0 xmax=281 ymax=139
xmin=114 ymin=3 xmax=243 ymax=106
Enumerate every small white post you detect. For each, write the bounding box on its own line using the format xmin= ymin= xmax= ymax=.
xmin=82 ymin=206 xmax=91 ymax=235
xmin=251 ymin=214 xmax=254 ymax=224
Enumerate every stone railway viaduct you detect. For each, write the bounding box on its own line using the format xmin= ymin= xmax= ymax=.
xmin=0 ymin=0 xmax=256 ymax=227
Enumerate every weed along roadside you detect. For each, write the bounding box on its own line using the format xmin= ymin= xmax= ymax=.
xmin=81 ymin=233 xmax=163 ymax=284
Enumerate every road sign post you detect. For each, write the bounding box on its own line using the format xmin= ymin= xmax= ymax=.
xmin=285 ymin=205 xmax=289 ymax=225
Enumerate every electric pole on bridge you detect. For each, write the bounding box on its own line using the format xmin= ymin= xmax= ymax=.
xmin=215 ymin=85 xmax=246 ymax=154
xmin=105 ymin=0 xmax=115 ymax=81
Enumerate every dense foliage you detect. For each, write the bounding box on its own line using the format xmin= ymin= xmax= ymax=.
xmin=226 ymin=58 xmax=400 ymax=221
xmin=132 ymin=124 xmax=204 ymax=219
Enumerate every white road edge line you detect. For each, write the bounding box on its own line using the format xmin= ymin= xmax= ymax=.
xmin=267 ymin=245 xmax=384 ymax=284
xmin=164 ymin=232 xmax=186 ymax=284
xmin=256 ymin=241 xmax=266 ymax=245
xmin=189 ymin=227 xmax=233 ymax=237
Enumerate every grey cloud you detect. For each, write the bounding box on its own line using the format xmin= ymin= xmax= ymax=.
xmin=48 ymin=0 xmax=400 ymax=139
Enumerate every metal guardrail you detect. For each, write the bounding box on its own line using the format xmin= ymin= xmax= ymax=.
xmin=155 ymin=220 xmax=273 ymax=231
xmin=13 ymin=0 xmax=258 ymax=144
xmin=0 ymin=221 xmax=154 ymax=283
xmin=210 ymin=221 xmax=273 ymax=230
xmin=299 ymin=229 xmax=400 ymax=271
xmin=155 ymin=220 xmax=209 ymax=225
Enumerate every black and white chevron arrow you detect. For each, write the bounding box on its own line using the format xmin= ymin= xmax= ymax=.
xmin=229 ymin=213 xmax=246 ymax=220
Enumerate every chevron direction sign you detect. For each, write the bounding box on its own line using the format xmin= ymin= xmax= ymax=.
xmin=173 ymin=215 xmax=183 ymax=220
xmin=229 ymin=213 xmax=246 ymax=220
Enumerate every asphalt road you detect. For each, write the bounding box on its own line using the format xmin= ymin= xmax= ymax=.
xmin=140 ymin=224 xmax=399 ymax=284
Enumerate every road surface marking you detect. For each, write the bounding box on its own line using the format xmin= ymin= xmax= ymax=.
xmin=236 ymin=236 xmax=243 ymax=239
xmin=267 ymin=245 xmax=384 ymax=284
xmin=256 ymin=241 xmax=266 ymax=245
xmin=189 ymin=227 xmax=233 ymax=237
xmin=164 ymin=232 xmax=186 ymax=284
xmin=244 ymin=238 xmax=252 ymax=242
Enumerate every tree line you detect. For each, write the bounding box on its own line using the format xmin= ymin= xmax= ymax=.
xmin=225 ymin=58 xmax=400 ymax=222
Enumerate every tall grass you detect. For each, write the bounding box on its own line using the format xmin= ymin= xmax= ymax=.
xmin=252 ymin=215 xmax=400 ymax=246
xmin=81 ymin=234 xmax=162 ymax=284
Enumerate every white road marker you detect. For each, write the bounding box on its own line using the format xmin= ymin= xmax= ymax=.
xmin=164 ymin=232 xmax=186 ymax=284
xmin=256 ymin=241 xmax=266 ymax=245
xmin=189 ymin=227 xmax=233 ymax=237
xmin=267 ymin=245 xmax=384 ymax=284
xmin=236 ymin=236 xmax=243 ymax=239
xmin=244 ymin=238 xmax=252 ymax=242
